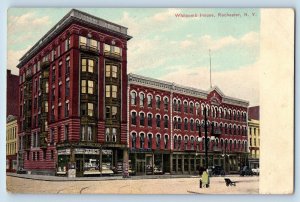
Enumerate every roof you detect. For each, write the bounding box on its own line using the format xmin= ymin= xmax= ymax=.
xmin=17 ymin=9 xmax=132 ymax=68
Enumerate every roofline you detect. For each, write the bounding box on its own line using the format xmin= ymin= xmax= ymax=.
xmin=17 ymin=9 xmax=132 ymax=68
xmin=128 ymin=73 xmax=250 ymax=107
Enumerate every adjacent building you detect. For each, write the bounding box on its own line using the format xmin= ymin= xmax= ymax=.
xmin=16 ymin=9 xmax=249 ymax=176
xmin=248 ymin=106 xmax=260 ymax=169
xmin=7 ymin=70 xmax=19 ymax=117
xmin=6 ymin=115 xmax=18 ymax=172
xmin=128 ymin=74 xmax=249 ymax=175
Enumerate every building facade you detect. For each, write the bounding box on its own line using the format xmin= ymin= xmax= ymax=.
xmin=128 ymin=74 xmax=249 ymax=175
xmin=248 ymin=106 xmax=260 ymax=169
xmin=6 ymin=115 xmax=18 ymax=172
xmin=17 ymin=9 xmax=131 ymax=176
xmin=17 ymin=9 xmax=250 ymax=177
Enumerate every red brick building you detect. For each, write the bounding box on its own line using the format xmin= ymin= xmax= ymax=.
xmin=17 ymin=9 xmax=249 ymax=176
xmin=17 ymin=9 xmax=131 ymax=176
xmin=128 ymin=74 xmax=249 ymax=174
xmin=7 ymin=70 xmax=19 ymax=117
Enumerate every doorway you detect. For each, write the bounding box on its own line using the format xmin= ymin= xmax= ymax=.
xmin=136 ymin=160 xmax=145 ymax=175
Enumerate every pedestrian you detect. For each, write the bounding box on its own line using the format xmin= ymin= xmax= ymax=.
xmin=201 ymin=170 xmax=210 ymax=188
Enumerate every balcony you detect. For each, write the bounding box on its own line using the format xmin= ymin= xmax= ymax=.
xmin=79 ymin=45 xmax=99 ymax=55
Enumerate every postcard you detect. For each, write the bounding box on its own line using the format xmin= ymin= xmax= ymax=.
xmin=6 ymin=8 xmax=294 ymax=194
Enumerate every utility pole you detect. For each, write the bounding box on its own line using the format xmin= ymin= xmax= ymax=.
xmin=209 ymin=49 xmax=212 ymax=89
xmin=204 ymin=107 xmax=208 ymax=170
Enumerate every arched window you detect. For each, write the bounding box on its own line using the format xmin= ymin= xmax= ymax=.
xmin=225 ymin=124 xmax=228 ymax=134
xmin=177 ymin=100 xmax=181 ymax=112
xmin=156 ymin=114 xmax=161 ymax=128
xmin=147 ymin=113 xmax=152 ymax=127
xmin=190 ymin=102 xmax=194 ymax=114
xmin=156 ymin=134 xmax=161 ymax=149
xmin=184 ymin=136 xmax=188 ymax=150
xmin=139 ymin=93 xmax=145 ymax=107
xmin=190 ymin=136 xmax=195 ymax=150
xmin=173 ymin=135 xmax=178 ymax=150
xmin=233 ymin=125 xmax=236 ymax=135
xmin=178 ymin=118 xmax=182 ymax=129
xmin=148 ymin=133 xmax=152 ymax=149
xmin=178 ymin=136 xmax=182 ymax=150
xmin=190 ymin=119 xmax=194 ymax=131
xmin=184 ymin=118 xmax=188 ymax=130
xmin=140 ymin=112 xmax=145 ymax=126
xmin=196 ymin=120 xmax=200 ymax=132
xmin=147 ymin=94 xmax=153 ymax=107
xmin=164 ymin=115 xmax=168 ymax=128
xmin=131 ymin=111 xmax=137 ymax=125
xmin=184 ymin=101 xmax=188 ymax=113
xmin=132 ymin=133 xmax=136 ymax=148
xmin=140 ymin=133 xmax=145 ymax=148
xmin=196 ymin=103 xmax=200 ymax=115
xmin=130 ymin=91 xmax=136 ymax=105
xmin=164 ymin=134 xmax=168 ymax=149
xmin=155 ymin=96 xmax=161 ymax=109
xmin=164 ymin=97 xmax=168 ymax=110
xmin=173 ymin=99 xmax=177 ymax=112
xmin=173 ymin=117 xmax=178 ymax=129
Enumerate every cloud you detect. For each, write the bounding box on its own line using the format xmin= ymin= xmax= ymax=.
xmin=7 ymin=46 xmax=31 ymax=74
xmin=159 ymin=61 xmax=260 ymax=106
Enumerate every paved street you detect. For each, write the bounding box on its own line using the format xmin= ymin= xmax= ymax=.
xmin=6 ymin=175 xmax=259 ymax=194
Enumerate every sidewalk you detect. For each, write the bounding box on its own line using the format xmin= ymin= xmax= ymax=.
xmin=6 ymin=172 xmax=238 ymax=182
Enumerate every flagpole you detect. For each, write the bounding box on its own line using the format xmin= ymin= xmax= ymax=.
xmin=209 ymin=49 xmax=212 ymax=89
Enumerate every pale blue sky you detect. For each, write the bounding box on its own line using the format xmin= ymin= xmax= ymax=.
xmin=7 ymin=8 xmax=260 ymax=105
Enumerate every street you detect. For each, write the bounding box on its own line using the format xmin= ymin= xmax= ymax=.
xmin=6 ymin=175 xmax=259 ymax=194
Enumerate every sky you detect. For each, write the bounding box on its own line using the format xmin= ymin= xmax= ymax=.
xmin=7 ymin=8 xmax=260 ymax=106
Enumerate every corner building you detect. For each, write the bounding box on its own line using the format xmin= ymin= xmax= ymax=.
xmin=17 ymin=9 xmax=131 ymax=176
xmin=128 ymin=74 xmax=249 ymax=174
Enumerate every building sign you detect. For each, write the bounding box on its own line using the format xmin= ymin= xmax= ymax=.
xmin=57 ymin=149 xmax=71 ymax=155
xmin=102 ymin=149 xmax=112 ymax=155
xmin=74 ymin=148 xmax=100 ymax=155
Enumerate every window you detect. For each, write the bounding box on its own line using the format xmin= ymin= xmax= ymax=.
xmin=81 ymin=59 xmax=95 ymax=73
xmin=148 ymin=134 xmax=152 ymax=149
xmin=156 ymin=115 xmax=161 ymax=128
xmin=196 ymin=103 xmax=200 ymax=115
xmin=184 ymin=101 xmax=188 ymax=113
xmin=190 ymin=119 xmax=194 ymax=131
xmin=140 ymin=113 xmax=145 ymax=126
xmin=112 ymin=106 xmax=117 ymax=119
xmin=87 ymin=126 xmax=92 ymax=141
xmin=147 ymin=95 xmax=152 ymax=107
xmin=139 ymin=93 xmax=145 ymax=107
xmin=155 ymin=96 xmax=161 ymax=109
xmin=64 ymin=125 xmax=69 ymax=141
xmin=178 ymin=118 xmax=182 ymax=129
xmin=58 ymin=61 xmax=62 ymax=78
xmin=65 ymin=37 xmax=70 ymax=51
xmin=66 ymin=56 xmax=70 ymax=75
xmin=104 ymin=44 xmax=122 ymax=56
xmin=51 ymin=150 xmax=54 ymax=159
xmin=178 ymin=136 xmax=182 ymax=150
xmin=88 ymin=80 xmax=94 ymax=94
xmin=65 ymin=80 xmax=70 ymax=96
xmin=106 ymin=85 xmax=111 ymax=97
xmin=112 ymin=128 xmax=117 ymax=142
xmin=190 ymin=103 xmax=194 ymax=114
xmin=81 ymin=126 xmax=86 ymax=140
xmin=131 ymin=112 xmax=137 ymax=125
xmin=147 ymin=113 xmax=152 ymax=127
xmin=105 ymin=128 xmax=110 ymax=142
xmin=131 ymin=92 xmax=137 ymax=105
xmin=105 ymin=65 xmax=111 ymax=77
xmin=156 ymin=135 xmax=161 ymax=149
xmin=131 ymin=133 xmax=137 ymax=148
xmin=106 ymin=106 xmax=111 ymax=119
xmin=45 ymin=81 xmax=49 ymax=93
xmin=81 ymin=103 xmax=86 ymax=116
xmin=140 ymin=133 xmax=145 ymax=148
xmin=184 ymin=118 xmax=188 ymax=130
xmin=87 ymin=103 xmax=94 ymax=116
xmin=88 ymin=59 xmax=94 ymax=73
xmin=81 ymin=80 xmax=87 ymax=93
xmin=184 ymin=136 xmax=188 ymax=150
xmin=82 ymin=59 xmax=87 ymax=72
xmin=105 ymin=64 xmax=118 ymax=78
xmin=164 ymin=135 xmax=168 ymax=149
xmin=164 ymin=116 xmax=168 ymax=128
xmin=190 ymin=137 xmax=195 ymax=150
xmin=80 ymin=36 xmax=87 ymax=46
xmin=112 ymin=85 xmax=117 ymax=98
xmin=164 ymin=97 xmax=168 ymax=110
xmin=50 ymin=128 xmax=54 ymax=144
xmin=173 ymin=136 xmax=178 ymax=150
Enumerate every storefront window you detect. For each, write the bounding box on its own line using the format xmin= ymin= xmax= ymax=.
xmin=58 ymin=155 xmax=69 ymax=174
xmin=84 ymin=157 xmax=100 ymax=174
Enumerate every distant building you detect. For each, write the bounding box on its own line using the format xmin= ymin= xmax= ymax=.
xmin=6 ymin=115 xmax=18 ymax=172
xmin=248 ymin=106 xmax=260 ymax=169
xmin=7 ymin=70 xmax=19 ymax=117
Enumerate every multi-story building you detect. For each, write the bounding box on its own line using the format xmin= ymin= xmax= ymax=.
xmin=128 ymin=74 xmax=249 ymax=174
xmin=7 ymin=70 xmax=19 ymax=117
xmin=248 ymin=106 xmax=260 ymax=169
xmin=6 ymin=115 xmax=18 ymax=172
xmin=17 ymin=9 xmax=249 ymax=176
xmin=17 ymin=9 xmax=131 ymax=176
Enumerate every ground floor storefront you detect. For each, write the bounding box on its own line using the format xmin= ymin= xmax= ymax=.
xmin=6 ymin=155 xmax=17 ymax=172
xmin=128 ymin=150 xmax=248 ymax=175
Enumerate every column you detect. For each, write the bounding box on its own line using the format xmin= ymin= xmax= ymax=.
xmin=176 ymin=154 xmax=178 ymax=173
xmin=170 ymin=154 xmax=173 ymax=174
xmin=194 ymin=155 xmax=197 ymax=173
xmin=123 ymin=149 xmax=129 ymax=177
xmin=188 ymin=155 xmax=191 ymax=174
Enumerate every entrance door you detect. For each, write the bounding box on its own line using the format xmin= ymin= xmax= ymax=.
xmin=136 ymin=160 xmax=145 ymax=175
xmin=76 ymin=158 xmax=84 ymax=177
